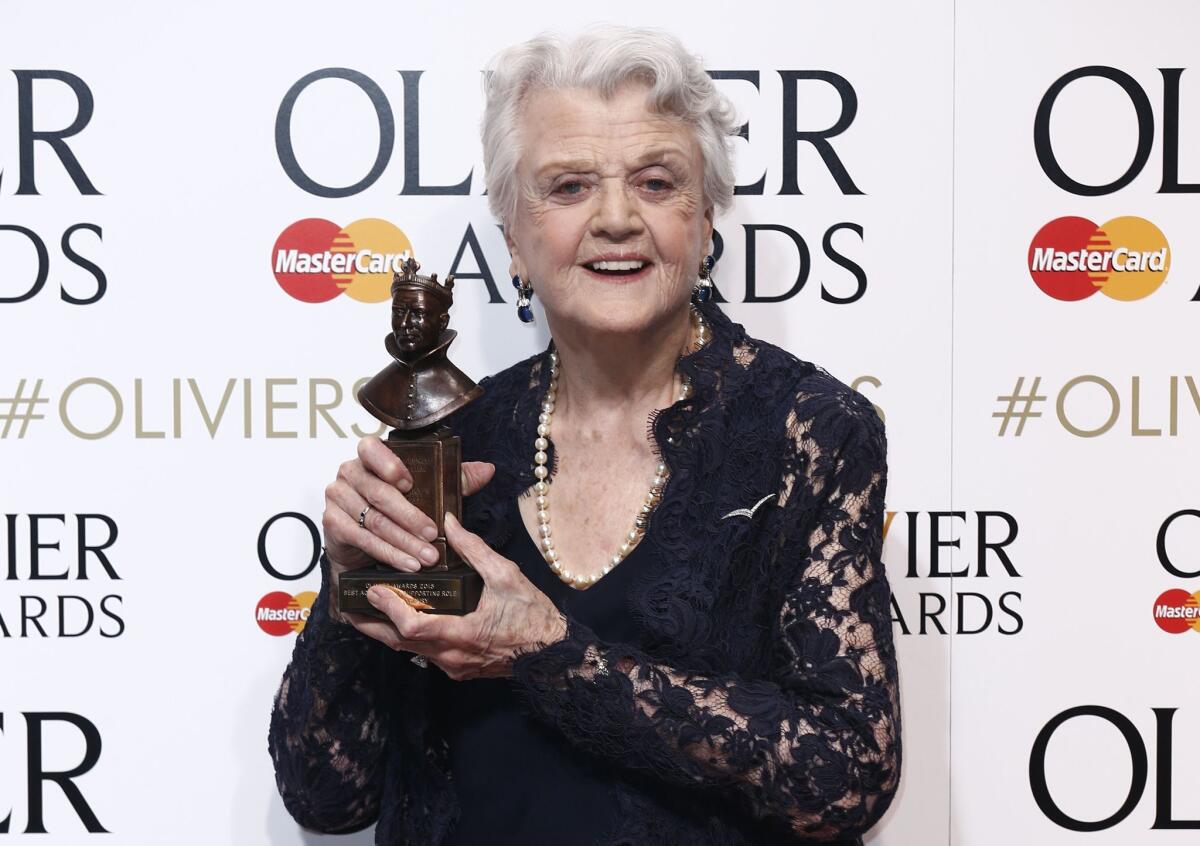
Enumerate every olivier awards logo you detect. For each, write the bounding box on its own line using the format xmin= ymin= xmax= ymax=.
xmin=1027 ymin=215 xmax=1170 ymax=301
xmin=271 ymin=218 xmax=413 ymax=303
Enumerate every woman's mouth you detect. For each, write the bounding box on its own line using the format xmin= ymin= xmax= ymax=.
xmin=582 ymin=259 xmax=653 ymax=282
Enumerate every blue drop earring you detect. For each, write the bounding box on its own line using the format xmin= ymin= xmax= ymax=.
xmin=512 ymin=274 xmax=535 ymax=323
xmin=692 ymin=255 xmax=715 ymax=304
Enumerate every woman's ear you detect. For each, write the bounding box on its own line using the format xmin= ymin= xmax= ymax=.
xmin=503 ymin=223 xmax=525 ymax=280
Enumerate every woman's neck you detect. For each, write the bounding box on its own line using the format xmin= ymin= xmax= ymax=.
xmin=546 ymin=307 xmax=693 ymax=442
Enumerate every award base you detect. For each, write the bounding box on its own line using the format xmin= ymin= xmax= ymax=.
xmin=336 ymin=426 xmax=481 ymax=617
xmin=338 ymin=565 xmax=483 ymax=616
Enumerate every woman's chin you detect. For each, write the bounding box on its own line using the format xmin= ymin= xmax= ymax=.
xmin=551 ymin=300 xmax=683 ymax=339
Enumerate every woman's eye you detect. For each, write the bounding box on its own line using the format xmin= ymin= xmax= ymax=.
xmin=642 ymin=177 xmax=672 ymax=192
xmin=555 ymin=180 xmax=585 ymax=196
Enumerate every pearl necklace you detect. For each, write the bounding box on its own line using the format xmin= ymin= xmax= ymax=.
xmin=531 ymin=307 xmax=709 ymax=590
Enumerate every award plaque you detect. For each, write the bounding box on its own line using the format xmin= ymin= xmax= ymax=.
xmin=337 ymin=256 xmax=484 ymax=617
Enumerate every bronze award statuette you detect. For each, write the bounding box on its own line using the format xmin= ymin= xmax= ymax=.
xmin=337 ymin=256 xmax=484 ymax=617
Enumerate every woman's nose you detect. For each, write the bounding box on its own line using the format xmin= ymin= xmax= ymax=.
xmin=589 ymin=178 xmax=643 ymax=240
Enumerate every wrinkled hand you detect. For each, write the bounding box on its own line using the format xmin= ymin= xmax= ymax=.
xmin=322 ymin=435 xmax=496 ymax=648
xmin=366 ymin=512 xmax=567 ymax=680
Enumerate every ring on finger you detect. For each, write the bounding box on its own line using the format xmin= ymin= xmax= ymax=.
xmin=358 ymin=504 xmax=373 ymax=529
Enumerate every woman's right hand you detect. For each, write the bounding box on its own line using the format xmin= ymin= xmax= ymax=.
xmin=321 ymin=435 xmax=495 ymax=646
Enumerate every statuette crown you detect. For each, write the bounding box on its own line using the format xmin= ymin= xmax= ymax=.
xmin=390 ymin=253 xmax=455 ymax=307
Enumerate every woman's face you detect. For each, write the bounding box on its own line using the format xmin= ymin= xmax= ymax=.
xmin=504 ymin=82 xmax=714 ymax=339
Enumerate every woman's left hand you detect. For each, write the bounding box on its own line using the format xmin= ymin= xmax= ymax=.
xmin=366 ymin=512 xmax=567 ymax=680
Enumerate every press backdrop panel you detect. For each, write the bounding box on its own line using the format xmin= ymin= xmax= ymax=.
xmin=0 ymin=1 xmax=1195 ymax=844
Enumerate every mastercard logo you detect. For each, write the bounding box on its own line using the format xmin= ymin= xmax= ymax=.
xmin=1028 ymin=215 xmax=1170 ymax=301
xmin=256 ymin=590 xmax=317 ymax=636
xmin=1151 ymin=588 xmax=1200 ymax=635
xmin=272 ymin=218 xmax=414 ymax=303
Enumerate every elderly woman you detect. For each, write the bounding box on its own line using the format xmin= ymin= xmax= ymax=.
xmin=269 ymin=26 xmax=901 ymax=846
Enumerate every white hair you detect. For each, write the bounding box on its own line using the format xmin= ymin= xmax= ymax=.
xmin=480 ymin=25 xmax=739 ymax=228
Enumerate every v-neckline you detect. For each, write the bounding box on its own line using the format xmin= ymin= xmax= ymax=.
xmin=511 ymin=496 xmax=653 ymax=596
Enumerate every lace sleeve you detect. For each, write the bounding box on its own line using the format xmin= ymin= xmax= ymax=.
xmin=267 ymin=554 xmax=404 ymax=833
xmin=511 ymin=394 xmax=901 ymax=840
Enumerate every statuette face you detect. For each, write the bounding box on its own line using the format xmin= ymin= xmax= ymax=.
xmin=391 ymin=288 xmax=449 ymax=358
xmin=388 ymin=254 xmax=455 ymax=359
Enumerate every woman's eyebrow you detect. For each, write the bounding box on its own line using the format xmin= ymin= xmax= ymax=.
xmin=628 ymin=146 xmax=690 ymax=169
xmin=535 ymin=148 xmax=690 ymax=179
xmin=535 ymin=159 xmax=596 ymax=178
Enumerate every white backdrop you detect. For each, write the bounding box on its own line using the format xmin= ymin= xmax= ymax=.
xmin=1 ymin=1 xmax=1197 ymax=843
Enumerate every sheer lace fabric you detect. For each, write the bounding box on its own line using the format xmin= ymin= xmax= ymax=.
xmin=268 ymin=300 xmax=901 ymax=844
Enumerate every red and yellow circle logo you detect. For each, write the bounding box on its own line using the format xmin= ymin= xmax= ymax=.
xmin=1152 ymin=588 xmax=1200 ymax=634
xmin=1028 ymin=216 xmax=1170 ymax=301
xmin=256 ymin=590 xmax=317 ymax=636
xmin=272 ymin=218 xmax=413 ymax=303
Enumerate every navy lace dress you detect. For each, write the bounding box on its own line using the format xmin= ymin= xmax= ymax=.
xmin=268 ymin=299 xmax=902 ymax=845
xmin=436 ymin=499 xmax=650 ymax=844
